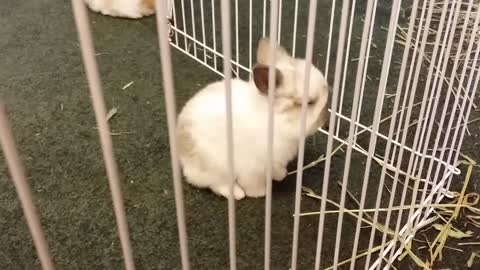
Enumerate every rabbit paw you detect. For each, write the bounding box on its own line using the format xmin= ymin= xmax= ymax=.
xmin=272 ymin=165 xmax=287 ymax=181
xmin=210 ymin=183 xmax=245 ymax=200
xmin=238 ymin=174 xmax=266 ymax=198
xmin=243 ymin=185 xmax=266 ymax=198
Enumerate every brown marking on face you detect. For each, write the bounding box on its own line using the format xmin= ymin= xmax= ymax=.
xmin=141 ymin=0 xmax=155 ymax=10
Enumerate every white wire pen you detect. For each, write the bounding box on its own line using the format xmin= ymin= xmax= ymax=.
xmin=364 ymin=0 xmax=419 ymax=267
xmin=219 ymin=0 xmax=237 ymax=269
xmin=406 ymin=0 xmax=453 ymax=229
xmin=211 ymin=0 xmax=217 ymax=69
xmin=335 ymin=0 xmax=356 ymax=137
xmin=291 ymin=0 xmax=299 ymax=57
xmin=264 ymin=0 xmax=279 ymax=269
xmin=331 ymin=0 xmax=376 ymax=267
xmin=371 ymin=1 xmax=433 ymax=268
xmin=314 ymin=0 xmax=350 ymax=268
xmin=386 ymin=0 xmax=463 ymax=263
xmin=324 ymin=0 xmax=336 ymax=81
xmin=412 ymin=0 xmax=480 ymax=239
xmin=349 ymin=1 xmax=400 ymax=269
xmin=180 ymin=0 xmax=187 ymax=50
xmin=235 ymin=0 xmax=240 ymax=76
xmin=200 ymin=0 xmax=206 ymax=63
xmin=409 ymin=0 xmax=471 ymax=232
xmin=189 ymin=0 xmax=197 ymax=56
xmin=290 ymin=2 xmax=319 ymax=269
xmin=155 ymin=1 xmax=191 ymax=269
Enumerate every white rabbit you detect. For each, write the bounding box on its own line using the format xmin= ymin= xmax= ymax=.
xmin=83 ymin=0 xmax=155 ymax=19
xmin=176 ymin=38 xmax=330 ymax=200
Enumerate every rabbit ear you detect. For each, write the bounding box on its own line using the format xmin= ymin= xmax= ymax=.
xmin=256 ymin=37 xmax=290 ymax=65
xmin=252 ymin=64 xmax=283 ymax=95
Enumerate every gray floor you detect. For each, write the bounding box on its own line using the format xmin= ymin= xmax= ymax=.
xmin=1 ymin=0 xmax=479 ymax=269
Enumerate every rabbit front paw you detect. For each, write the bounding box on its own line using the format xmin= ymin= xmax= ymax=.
xmin=210 ymin=183 xmax=246 ymax=200
xmin=243 ymin=185 xmax=266 ymax=198
xmin=238 ymin=173 xmax=266 ymax=198
xmin=272 ymin=165 xmax=287 ymax=182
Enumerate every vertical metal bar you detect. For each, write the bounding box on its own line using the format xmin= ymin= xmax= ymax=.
xmin=386 ymin=2 xmax=476 ymax=266
xmin=314 ymin=0 xmax=350 ymax=269
xmin=248 ymin=0 xmax=252 ymax=73
xmin=189 ymin=0 xmax=197 ymax=56
xmin=70 ymin=1 xmax=135 ymax=269
xmin=211 ymin=0 xmax=218 ymax=70
xmin=382 ymin=0 xmax=437 ymax=265
xmin=331 ymin=0 xmax=376 ymax=267
xmin=200 ymin=0 xmax=207 ymax=63
xmin=235 ymin=0 xmax=240 ymax=76
xmin=291 ymin=1 xmax=319 ymax=269
xmin=219 ymin=0 xmax=237 ymax=269
xmin=386 ymin=0 xmax=430 ymax=178
xmin=444 ymin=48 xmax=480 ymax=194
xmin=372 ymin=1 xmax=432 ymax=268
xmin=0 ymin=104 xmax=55 ymax=270
xmin=363 ymin=1 xmax=420 ymax=268
xmin=432 ymin=0 xmax=480 ymax=208
xmin=415 ymin=0 xmax=476 ymax=226
xmin=262 ymin=0 xmax=267 ymax=37
xmin=349 ymin=1 xmax=400 ymax=269
xmin=335 ymin=0 xmax=356 ymax=137
xmin=155 ymin=1 xmax=190 ymax=269
xmin=291 ymin=0 xmax=299 ymax=57
xmin=264 ymin=0 xmax=279 ymax=268
xmin=324 ymin=0 xmax=336 ymax=81
xmin=277 ymin=0 xmax=282 ymax=43
xmin=180 ymin=0 xmax=188 ymax=50
xmin=170 ymin=0 xmax=179 ymax=45
xmin=392 ymin=0 xmax=455 ymax=235
xmin=406 ymin=0 xmax=459 ymax=228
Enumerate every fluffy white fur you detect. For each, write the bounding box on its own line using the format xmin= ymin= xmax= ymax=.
xmin=84 ymin=0 xmax=155 ymax=19
xmin=177 ymin=38 xmax=329 ymax=200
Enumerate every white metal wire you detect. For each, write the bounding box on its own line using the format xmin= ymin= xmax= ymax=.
xmin=291 ymin=0 xmax=299 ymax=57
xmin=364 ymin=0 xmax=420 ymax=267
xmin=331 ymin=0 xmax=378 ymax=266
xmin=410 ymin=1 xmax=480 ymax=250
xmin=409 ymin=0 xmax=453 ymax=230
xmin=155 ymin=1 xmax=190 ymax=269
xmin=0 ymin=104 xmax=55 ymax=270
xmin=324 ymin=0 xmax=336 ymax=80
xmin=219 ymin=0 xmax=238 ymax=269
xmin=349 ymin=1 xmax=401 ymax=269
xmin=291 ymin=2 xmax=319 ymax=269
xmin=263 ymin=1 xmax=279 ymax=269
xmin=71 ymin=1 xmax=135 ymax=269
xmin=314 ymin=0 xmax=351 ymax=267
xmin=335 ymin=0 xmax=357 ymax=138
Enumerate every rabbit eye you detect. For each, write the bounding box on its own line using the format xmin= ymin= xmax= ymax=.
xmin=293 ymin=98 xmax=316 ymax=106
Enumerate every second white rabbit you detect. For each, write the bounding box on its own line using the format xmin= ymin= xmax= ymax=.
xmin=177 ymin=38 xmax=330 ymax=200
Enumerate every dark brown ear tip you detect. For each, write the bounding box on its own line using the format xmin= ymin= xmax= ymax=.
xmin=252 ymin=64 xmax=283 ymax=95
xmin=252 ymin=65 xmax=269 ymax=94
